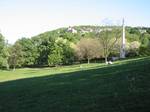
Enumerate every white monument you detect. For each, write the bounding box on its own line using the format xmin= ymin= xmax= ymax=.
xmin=120 ymin=19 xmax=126 ymax=58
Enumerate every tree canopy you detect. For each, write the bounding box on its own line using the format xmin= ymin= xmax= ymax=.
xmin=0 ymin=26 xmax=150 ymax=69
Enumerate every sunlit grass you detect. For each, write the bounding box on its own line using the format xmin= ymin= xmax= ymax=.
xmin=0 ymin=57 xmax=149 ymax=82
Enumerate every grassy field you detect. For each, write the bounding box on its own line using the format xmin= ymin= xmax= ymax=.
xmin=0 ymin=57 xmax=150 ymax=112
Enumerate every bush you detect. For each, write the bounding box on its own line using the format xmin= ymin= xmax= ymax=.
xmin=139 ymin=46 xmax=150 ymax=56
xmin=126 ymin=41 xmax=141 ymax=57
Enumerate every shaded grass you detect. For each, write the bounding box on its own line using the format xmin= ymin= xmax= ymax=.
xmin=0 ymin=57 xmax=150 ymax=112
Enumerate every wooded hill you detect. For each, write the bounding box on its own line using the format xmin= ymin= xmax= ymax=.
xmin=0 ymin=25 xmax=150 ymax=69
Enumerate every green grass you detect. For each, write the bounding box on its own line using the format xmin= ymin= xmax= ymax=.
xmin=0 ymin=63 xmax=103 ymax=82
xmin=0 ymin=57 xmax=150 ymax=112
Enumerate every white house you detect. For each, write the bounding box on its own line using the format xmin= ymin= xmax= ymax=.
xmin=67 ymin=26 xmax=77 ymax=34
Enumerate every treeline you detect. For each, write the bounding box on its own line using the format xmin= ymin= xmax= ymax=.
xmin=0 ymin=26 xmax=150 ymax=70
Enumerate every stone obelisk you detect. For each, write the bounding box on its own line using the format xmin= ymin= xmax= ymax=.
xmin=120 ymin=19 xmax=126 ymax=58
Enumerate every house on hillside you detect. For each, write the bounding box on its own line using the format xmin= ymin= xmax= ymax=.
xmin=81 ymin=28 xmax=94 ymax=34
xmin=67 ymin=26 xmax=77 ymax=34
xmin=139 ymin=29 xmax=146 ymax=34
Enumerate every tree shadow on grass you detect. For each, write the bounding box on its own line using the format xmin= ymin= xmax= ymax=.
xmin=0 ymin=58 xmax=150 ymax=112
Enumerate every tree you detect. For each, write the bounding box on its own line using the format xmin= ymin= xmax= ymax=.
xmin=75 ymin=38 xmax=102 ymax=64
xmin=126 ymin=41 xmax=141 ymax=57
xmin=17 ymin=38 xmax=38 ymax=66
xmin=0 ymin=34 xmax=9 ymax=69
xmin=97 ymin=27 xmax=121 ymax=63
xmin=37 ymin=39 xmax=50 ymax=65
xmin=62 ymin=44 xmax=75 ymax=64
xmin=8 ymin=42 xmax=24 ymax=70
xmin=48 ymin=44 xmax=63 ymax=66
xmin=139 ymin=33 xmax=150 ymax=56
xmin=146 ymin=28 xmax=150 ymax=34
xmin=129 ymin=27 xmax=140 ymax=35
xmin=36 ymin=36 xmax=55 ymax=66
xmin=141 ymin=35 xmax=150 ymax=47
xmin=55 ymin=37 xmax=75 ymax=64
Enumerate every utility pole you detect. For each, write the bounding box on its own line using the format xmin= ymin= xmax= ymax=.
xmin=120 ymin=19 xmax=126 ymax=58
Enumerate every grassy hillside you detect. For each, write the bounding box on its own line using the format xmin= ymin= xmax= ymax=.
xmin=0 ymin=57 xmax=150 ymax=112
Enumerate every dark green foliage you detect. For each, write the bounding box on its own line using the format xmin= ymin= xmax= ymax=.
xmin=48 ymin=44 xmax=63 ymax=66
xmin=139 ymin=46 xmax=150 ymax=56
xmin=48 ymin=38 xmax=75 ymax=66
xmin=126 ymin=32 xmax=140 ymax=42
xmin=141 ymin=37 xmax=149 ymax=47
xmin=0 ymin=34 xmax=9 ymax=69
xmin=16 ymin=38 xmax=38 ymax=66
xmin=140 ymin=34 xmax=150 ymax=47
xmin=146 ymin=28 xmax=150 ymax=34
xmin=61 ymin=43 xmax=75 ymax=65
xmin=36 ymin=36 xmax=55 ymax=66
xmin=139 ymin=33 xmax=150 ymax=56
xmin=128 ymin=27 xmax=140 ymax=35
xmin=126 ymin=51 xmax=139 ymax=57
xmin=0 ymin=25 xmax=150 ymax=68
xmin=8 ymin=42 xmax=24 ymax=69
xmin=60 ymin=32 xmax=79 ymax=43
xmin=0 ymin=34 xmax=5 ymax=50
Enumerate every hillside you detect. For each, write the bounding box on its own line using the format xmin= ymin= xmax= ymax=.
xmin=31 ymin=25 xmax=150 ymax=57
xmin=1 ymin=25 xmax=150 ymax=69
xmin=0 ymin=57 xmax=150 ymax=112
xmin=32 ymin=25 xmax=150 ymax=42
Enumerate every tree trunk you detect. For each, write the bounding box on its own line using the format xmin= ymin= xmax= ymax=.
xmin=105 ymin=56 xmax=108 ymax=64
xmin=6 ymin=64 xmax=9 ymax=70
xmin=104 ymin=49 xmax=108 ymax=64
xmin=13 ymin=66 xmax=16 ymax=71
xmin=88 ymin=58 xmax=90 ymax=64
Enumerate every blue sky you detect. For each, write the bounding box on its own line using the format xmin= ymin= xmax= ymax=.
xmin=0 ymin=0 xmax=150 ymax=43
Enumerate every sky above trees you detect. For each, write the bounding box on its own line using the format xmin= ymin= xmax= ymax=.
xmin=0 ymin=0 xmax=150 ymax=43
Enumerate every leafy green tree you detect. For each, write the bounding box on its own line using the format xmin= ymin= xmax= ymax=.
xmin=60 ymin=32 xmax=80 ymax=43
xmin=0 ymin=34 xmax=9 ymax=69
xmin=55 ymin=37 xmax=75 ymax=64
xmin=140 ymin=33 xmax=150 ymax=47
xmin=8 ymin=42 xmax=24 ymax=70
xmin=126 ymin=31 xmax=140 ymax=42
xmin=146 ymin=28 xmax=150 ymax=34
xmin=36 ymin=36 xmax=55 ymax=66
xmin=126 ymin=41 xmax=141 ymax=57
xmin=129 ymin=27 xmax=140 ymax=35
xmin=48 ymin=44 xmax=63 ymax=66
xmin=62 ymin=44 xmax=75 ymax=64
xmin=4 ymin=25 xmax=150 ymax=68
xmin=17 ymin=38 xmax=38 ymax=66
xmin=97 ymin=27 xmax=121 ymax=63
xmin=139 ymin=33 xmax=150 ymax=56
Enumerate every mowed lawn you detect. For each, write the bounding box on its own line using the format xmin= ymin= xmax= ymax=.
xmin=0 ymin=57 xmax=150 ymax=112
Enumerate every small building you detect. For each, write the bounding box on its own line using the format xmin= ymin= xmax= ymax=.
xmin=67 ymin=26 xmax=77 ymax=34
xmin=139 ymin=29 xmax=146 ymax=34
